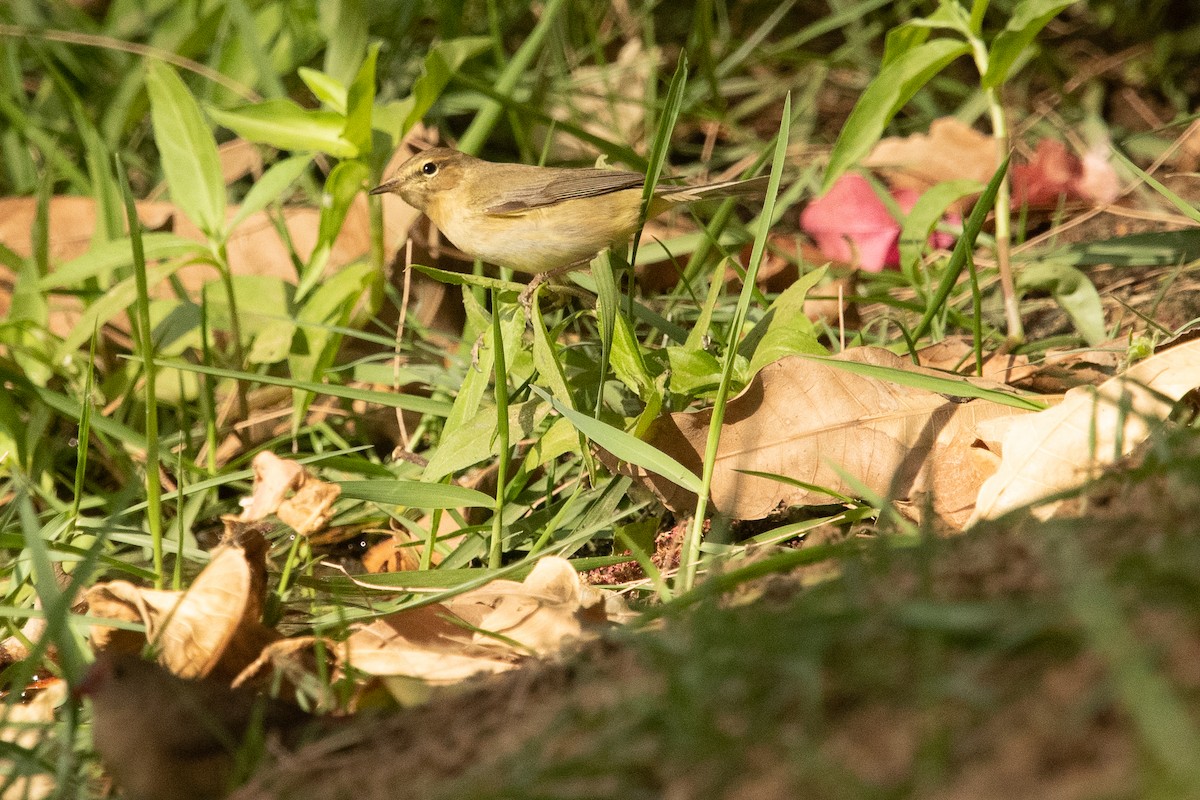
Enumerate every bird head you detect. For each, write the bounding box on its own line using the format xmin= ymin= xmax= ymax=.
xmin=368 ymin=147 xmax=471 ymax=212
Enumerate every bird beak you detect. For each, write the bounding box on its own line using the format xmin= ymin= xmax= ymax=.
xmin=368 ymin=180 xmax=397 ymax=196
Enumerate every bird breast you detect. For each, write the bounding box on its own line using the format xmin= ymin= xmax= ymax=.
xmin=426 ymin=189 xmax=645 ymax=273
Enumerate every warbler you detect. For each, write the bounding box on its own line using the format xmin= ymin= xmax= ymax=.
xmin=369 ymin=147 xmax=768 ymax=275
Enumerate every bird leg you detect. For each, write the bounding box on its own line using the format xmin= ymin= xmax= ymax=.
xmin=517 ymin=258 xmax=594 ymax=317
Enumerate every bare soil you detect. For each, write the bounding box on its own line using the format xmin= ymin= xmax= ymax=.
xmin=232 ymin=430 xmax=1200 ymax=800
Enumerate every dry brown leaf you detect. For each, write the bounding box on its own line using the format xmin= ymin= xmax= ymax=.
xmin=341 ymin=605 xmax=517 ymax=685
xmin=915 ymin=338 xmax=1037 ymax=384
xmin=363 ymin=525 xmax=445 ymax=573
xmin=864 ymin=117 xmax=998 ymax=195
xmin=239 ymin=451 xmax=340 ymax=536
xmin=275 ymin=479 xmax=342 ymax=536
xmin=340 ymin=557 xmax=625 ymax=687
xmin=84 ymin=523 xmax=277 ymax=681
xmin=463 ymin=557 xmax=607 ymax=655
xmin=607 ymin=348 xmax=1033 ymax=523
xmin=970 ymin=338 xmax=1200 ymax=523
xmin=218 ymin=138 xmax=264 ymax=185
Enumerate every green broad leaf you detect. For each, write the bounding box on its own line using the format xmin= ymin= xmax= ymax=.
xmin=984 ymin=0 xmax=1080 ymax=88
xmin=288 ymin=260 xmax=377 ymax=426
xmin=208 ymin=99 xmax=358 ymax=158
xmin=524 ymin=416 xmax=580 ymax=469
xmin=41 ymin=233 xmax=203 ymax=290
xmin=317 ymin=160 xmax=369 ymax=252
xmin=296 ymin=159 xmax=370 ymax=299
xmin=246 ymin=318 xmax=295 ymax=364
xmin=530 ymin=303 xmax=575 ymax=410
xmin=372 ymin=99 xmax=406 ymax=139
xmin=683 ymin=269 xmax=728 ymax=352
xmin=396 ymin=37 xmax=491 ymax=135
xmin=745 ymin=320 xmax=826 ymax=378
xmin=824 ymin=39 xmax=972 ymax=191
xmin=12 ymin=198 xmax=46 ymax=329
xmin=145 ymin=62 xmax=226 ymax=238
xmin=319 ymin=0 xmax=368 ymax=86
xmin=610 ymin=313 xmax=658 ymax=402
xmin=897 ymin=179 xmax=983 ymax=278
xmin=298 ymin=67 xmax=348 ymax=113
xmin=592 ymin=249 xmax=621 ymax=409
xmin=423 ymin=399 xmax=550 ymax=482
xmin=667 ymin=346 xmax=723 ymax=396
xmin=741 ymin=266 xmax=828 ymax=376
xmin=438 ymin=291 xmax=495 ymax=441
xmin=200 ymin=274 xmax=294 ymax=354
xmin=533 ymin=386 xmax=704 ymax=495
xmin=56 ymin=261 xmax=187 ymax=359
xmin=612 ymin=314 xmax=663 ymax=435
xmin=1017 ymin=261 xmax=1106 ymax=346
xmin=337 ymin=480 xmax=492 ymax=509
xmin=907 ymin=1 xmax=975 ymax=38
xmin=343 ymin=42 xmax=379 ymax=156
xmin=228 ymin=154 xmax=313 ymax=232
xmin=881 ymin=21 xmax=931 ymax=66
xmin=793 ymin=352 xmax=1047 ymax=411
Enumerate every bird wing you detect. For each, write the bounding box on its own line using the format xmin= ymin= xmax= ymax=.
xmin=656 ymin=175 xmax=771 ymax=203
xmin=485 ymin=169 xmax=645 ymax=214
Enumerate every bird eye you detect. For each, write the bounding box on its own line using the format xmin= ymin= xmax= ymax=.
xmin=421 ymin=161 xmax=438 ymax=176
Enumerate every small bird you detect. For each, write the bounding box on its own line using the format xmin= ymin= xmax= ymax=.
xmin=369 ymin=147 xmax=768 ymax=277
xmin=77 ymin=652 xmax=316 ymax=800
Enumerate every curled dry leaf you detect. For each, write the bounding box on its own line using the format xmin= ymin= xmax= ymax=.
xmin=363 ymin=523 xmax=446 ymax=573
xmin=466 ymin=556 xmax=619 ymax=655
xmin=605 ymin=348 xmax=1033 ymax=525
xmin=341 ymin=557 xmax=627 ymax=687
xmin=85 ymin=523 xmax=277 ymax=681
xmin=239 ymin=451 xmax=340 ymax=536
xmin=342 ymin=608 xmax=519 ymax=686
xmin=970 ymin=338 xmax=1200 ymax=523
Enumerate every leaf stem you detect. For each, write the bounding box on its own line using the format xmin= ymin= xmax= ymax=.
xmin=489 ymin=291 xmax=511 ymax=570
xmin=117 ymin=155 xmax=164 ymax=587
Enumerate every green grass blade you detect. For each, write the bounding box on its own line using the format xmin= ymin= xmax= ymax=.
xmin=532 ymin=387 xmax=703 ymax=495
xmin=679 ymin=92 xmax=792 ymax=592
xmin=912 ymin=156 xmax=1010 ymax=342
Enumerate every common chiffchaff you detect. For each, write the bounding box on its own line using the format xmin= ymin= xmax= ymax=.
xmin=369 ymin=147 xmax=767 ymax=274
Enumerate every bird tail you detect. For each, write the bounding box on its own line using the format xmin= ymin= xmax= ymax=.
xmin=656 ymin=175 xmax=771 ymax=204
